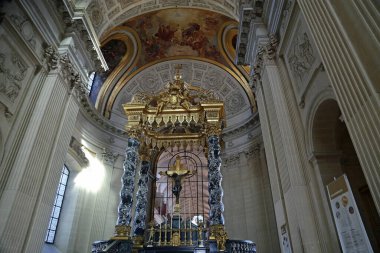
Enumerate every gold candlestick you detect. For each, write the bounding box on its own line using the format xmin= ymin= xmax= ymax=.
xmin=158 ymin=224 xmax=162 ymax=246
xmin=164 ymin=224 xmax=168 ymax=246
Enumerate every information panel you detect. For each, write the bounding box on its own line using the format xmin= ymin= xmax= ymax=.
xmin=327 ymin=174 xmax=373 ymax=253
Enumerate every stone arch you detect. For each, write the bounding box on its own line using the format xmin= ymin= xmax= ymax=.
xmin=310 ymin=99 xmax=380 ymax=251
xmin=304 ymin=89 xmax=336 ymax=158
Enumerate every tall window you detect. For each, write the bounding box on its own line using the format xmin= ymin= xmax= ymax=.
xmin=45 ymin=165 xmax=69 ymax=243
xmin=153 ymin=148 xmax=209 ymax=227
xmin=86 ymin=71 xmax=96 ymax=94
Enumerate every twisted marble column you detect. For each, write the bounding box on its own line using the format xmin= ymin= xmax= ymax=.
xmin=115 ymin=137 xmax=140 ymax=237
xmin=132 ymin=160 xmax=151 ymax=237
xmin=208 ymin=135 xmax=225 ymax=226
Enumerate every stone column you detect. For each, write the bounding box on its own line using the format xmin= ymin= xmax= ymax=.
xmin=207 ymin=132 xmax=228 ymax=251
xmin=114 ymin=132 xmax=140 ymax=238
xmin=132 ymin=152 xmax=151 ymax=241
xmin=208 ymin=135 xmax=225 ymax=226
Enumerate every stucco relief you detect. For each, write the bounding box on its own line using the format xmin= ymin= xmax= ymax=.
xmin=225 ymin=92 xmax=246 ymax=115
xmin=138 ymin=72 xmax=162 ymax=92
xmin=88 ymin=1 xmax=104 ymax=28
xmin=204 ymin=69 xmax=224 ymax=90
xmin=288 ymin=32 xmax=315 ymax=80
xmin=4 ymin=3 xmax=44 ymax=60
xmin=0 ymin=52 xmax=27 ymax=103
xmin=286 ymin=18 xmax=319 ymax=93
xmin=9 ymin=15 xmax=37 ymax=50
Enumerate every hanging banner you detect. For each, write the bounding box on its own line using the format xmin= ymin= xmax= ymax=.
xmin=327 ymin=174 xmax=373 ymax=253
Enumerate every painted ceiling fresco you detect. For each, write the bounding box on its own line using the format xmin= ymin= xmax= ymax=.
xmin=123 ymin=8 xmax=234 ymax=67
xmin=89 ymin=39 xmax=127 ymax=104
xmin=91 ymin=9 xmax=242 ymax=109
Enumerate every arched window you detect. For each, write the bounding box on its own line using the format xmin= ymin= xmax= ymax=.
xmin=45 ymin=165 xmax=69 ymax=243
xmin=153 ymin=148 xmax=209 ymax=229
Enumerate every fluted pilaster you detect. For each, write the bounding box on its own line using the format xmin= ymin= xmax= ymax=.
xmin=297 ymin=0 xmax=380 ymax=212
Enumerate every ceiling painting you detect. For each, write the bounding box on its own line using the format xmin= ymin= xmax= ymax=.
xmin=122 ymin=9 xmax=234 ymax=67
xmin=91 ymin=9 xmax=258 ymax=118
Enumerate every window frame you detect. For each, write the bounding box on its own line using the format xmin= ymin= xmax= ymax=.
xmin=45 ymin=165 xmax=70 ymax=244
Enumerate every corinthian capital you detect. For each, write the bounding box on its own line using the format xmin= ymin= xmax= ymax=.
xmin=43 ymin=45 xmax=60 ymax=71
xmin=205 ymin=124 xmax=222 ymax=137
xmin=127 ymin=126 xmax=143 ymax=140
xmin=266 ymin=33 xmax=279 ymax=60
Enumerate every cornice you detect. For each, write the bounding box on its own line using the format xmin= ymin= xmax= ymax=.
xmin=43 ymin=46 xmax=128 ymax=138
xmin=250 ymin=34 xmax=279 ymax=90
xmin=222 ymin=112 xmax=260 ymax=139
xmin=235 ymin=0 xmax=265 ymax=65
xmin=53 ymin=0 xmax=108 ymax=72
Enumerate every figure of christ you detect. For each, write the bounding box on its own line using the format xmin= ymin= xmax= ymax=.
xmin=159 ymin=156 xmax=195 ymax=208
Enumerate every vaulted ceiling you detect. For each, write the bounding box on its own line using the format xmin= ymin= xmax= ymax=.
xmin=84 ymin=3 xmax=256 ymax=134
xmin=86 ymin=0 xmax=241 ymax=37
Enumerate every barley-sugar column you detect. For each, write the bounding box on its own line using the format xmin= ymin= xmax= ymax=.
xmin=132 ymin=144 xmax=151 ymax=244
xmin=113 ymin=128 xmax=141 ymax=239
xmin=207 ymin=125 xmax=228 ymax=252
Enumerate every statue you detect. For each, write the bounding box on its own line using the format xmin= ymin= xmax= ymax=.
xmin=159 ymin=155 xmax=195 ymax=212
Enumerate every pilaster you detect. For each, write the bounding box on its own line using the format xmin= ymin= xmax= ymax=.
xmin=0 ymin=44 xmax=80 ymax=252
xmin=87 ymin=150 xmax=119 ymax=252
xmin=297 ymin=0 xmax=380 ymax=213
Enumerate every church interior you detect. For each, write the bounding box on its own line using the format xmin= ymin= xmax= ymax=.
xmin=0 ymin=0 xmax=379 ymax=252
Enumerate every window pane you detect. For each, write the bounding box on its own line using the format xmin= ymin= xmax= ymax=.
xmin=45 ymin=166 xmax=69 ymax=244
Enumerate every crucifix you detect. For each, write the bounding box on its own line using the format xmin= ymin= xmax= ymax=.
xmin=159 ymin=155 xmax=196 ymax=214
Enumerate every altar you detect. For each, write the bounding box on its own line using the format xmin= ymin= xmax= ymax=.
xmin=91 ymin=66 xmax=256 ymax=253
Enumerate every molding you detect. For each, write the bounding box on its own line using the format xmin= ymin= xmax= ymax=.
xmin=250 ymin=34 xmax=279 ymax=90
xmin=68 ymin=136 xmax=89 ymax=167
xmin=235 ymin=0 xmax=265 ymax=65
xmin=53 ymin=0 xmax=108 ymax=71
xmin=42 ymin=46 xmax=128 ymax=137
xmin=222 ymin=112 xmax=260 ymax=139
